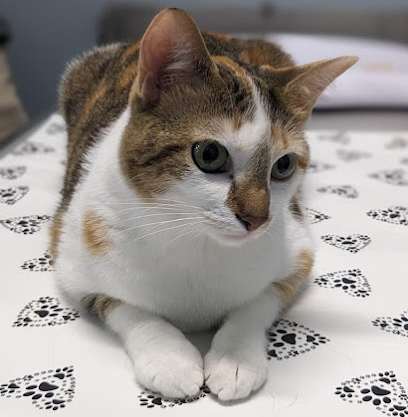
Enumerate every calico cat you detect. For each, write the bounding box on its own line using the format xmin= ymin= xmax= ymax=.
xmin=51 ymin=8 xmax=357 ymax=401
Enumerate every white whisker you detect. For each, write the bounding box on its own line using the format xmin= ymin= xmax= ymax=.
xmin=128 ymin=220 xmax=206 ymax=245
xmin=112 ymin=216 xmax=206 ymax=235
xmin=112 ymin=212 xmax=203 ymax=225
xmin=161 ymin=222 xmax=204 ymax=253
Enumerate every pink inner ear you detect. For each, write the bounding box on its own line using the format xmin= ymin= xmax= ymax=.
xmin=137 ymin=25 xmax=175 ymax=102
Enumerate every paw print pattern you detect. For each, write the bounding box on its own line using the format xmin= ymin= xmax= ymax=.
xmin=0 ymin=166 xmax=26 ymax=180
xmin=373 ymin=311 xmax=408 ymax=338
xmin=401 ymin=157 xmax=408 ymax=166
xmin=21 ymin=252 xmax=55 ymax=272
xmin=13 ymin=296 xmax=80 ymax=327
xmin=13 ymin=142 xmax=55 ymax=156
xmin=337 ymin=149 xmax=371 ymax=162
xmin=138 ymin=386 xmax=210 ymax=408
xmin=0 ymin=186 xmax=29 ymax=205
xmin=46 ymin=122 xmax=66 ymax=135
xmin=385 ymin=137 xmax=408 ymax=150
xmin=307 ymin=160 xmax=335 ymax=174
xmin=315 ymin=269 xmax=371 ymax=298
xmin=335 ymin=371 xmax=408 ymax=417
xmin=369 ymin=169 xmax=408 ymax=186
xmin=306 ymin=208 xmax=331 ymax=224
xmin=321 ymin=234 xmax=371 ymax=254
xmin=367 ymin=206 xmax=408 ymax=226
xmin=267 ymin=319 xmax=329 ymax=360
xmin=317 ymin=185 xmax=358 ymax=199
xmin=0 ymin=366 xmax=75 ymax=411
xmin=317 ymin=132 xmax=350 ymax=144
xmin=0 ymin=215 xmax=51 ymax=235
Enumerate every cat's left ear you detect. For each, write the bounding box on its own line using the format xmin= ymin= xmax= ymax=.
xmin=276 ymin=56 xmax=358 ymax=120
xmin=130 ymin=8 xmax=217 ymax=109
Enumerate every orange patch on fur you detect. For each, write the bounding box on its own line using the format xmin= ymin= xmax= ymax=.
xmin=232 ymin=114 xmax=244 ymax=131
xmin=120 ymin=41 xmax=140 ymax=63
xmin=116 ymin=62 xmax=138 ymax=91
xmin=82 ymin=293 xmax=121 ymax=321
xmin=240 ymin=49 xmax=268 ymax=67
xmin=82 ymin=210 xmax=112 ymax=256
xmin=69 ymin=82 xmax=108 ymax=154
xmin=49 ymin=212 xmax=64 ymax=259
xmin=265 ymin=249 xmax=314 ymax=306
xmin=212 ymin=55 xmax=251 ymax=90
xmin=270 ymin=124 xmax=310 ymax=171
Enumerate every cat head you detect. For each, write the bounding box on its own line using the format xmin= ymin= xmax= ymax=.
xmin=120 ymin=8 xmax=357 ymax=245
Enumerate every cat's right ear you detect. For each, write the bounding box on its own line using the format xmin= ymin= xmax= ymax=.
xmin=130 ymin=8 xmax=217 ymax=109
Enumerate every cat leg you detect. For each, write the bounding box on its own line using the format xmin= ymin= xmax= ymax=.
xmin=204 ymin=248 xmax=314 ymax=401
xmin=83 ymin=294 xmax=204 ymax=399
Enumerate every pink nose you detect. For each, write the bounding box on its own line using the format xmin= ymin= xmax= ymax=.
xmin=236 ymin=214 xmax=268 ymax=232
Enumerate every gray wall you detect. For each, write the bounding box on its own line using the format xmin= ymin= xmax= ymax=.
xmin=2 ymin=0 xmax=408 ymax=118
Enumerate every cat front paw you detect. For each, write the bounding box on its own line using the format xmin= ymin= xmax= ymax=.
xmin=133 ymin=341 xmax=204 ymax=399
xmin=204 ymin=343 xmax=268 ymax=401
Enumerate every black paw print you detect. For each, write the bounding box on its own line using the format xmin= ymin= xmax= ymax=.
xmin=0 ymin=186 xmax=29 ymax=205
xmin=335 ymin=370 xmax=408 ymax=416
xmin=315 ymin=269 xmax=371 ymax=298
xmin=267 ymin=319 xmax=329 ymax=360
xmin=138 ymin=385 xmax=210 ymax=408
xmin=0 ymin=166 xmax=26 ymax=180
xmin=21 ymin=252 xmax=55 ymax=272
xmin=373 ymin=311 xmax=408 ymax=337
xmin=307 ymin=160 xmax=335 ymax=174
xmin=336 ymin=149 xmax=371 ymax=162
xmin=369 ymin=169 xmax=408 ymax=186
xmin=367 ymin=206 xmax=408 ymax=226
xmin=321 ymin=234 xmax=371 ymax=254
xmin=306 ymin=208 xmax=331 ymax=224
xmin=317 ymin=185 xmax=358 ymax=199
xmin=0 ymin=215 xmax=51 ymax=235
xmin=13 ymin=296 xmax=80 ymax=327
xmin=13 ymin=142 xmax=55 ymax=156
xmin=0 ymin=366 xmax=75 ymax=411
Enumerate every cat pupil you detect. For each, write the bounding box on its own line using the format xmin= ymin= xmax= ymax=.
xmin=277 ymin=155 xmax=290 ymax=173
xmin=203 ymin=144 xmax=219 ymax=163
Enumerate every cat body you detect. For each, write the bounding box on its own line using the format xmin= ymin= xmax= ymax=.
xmin=51 ymin=9 xmax=356 ymax=401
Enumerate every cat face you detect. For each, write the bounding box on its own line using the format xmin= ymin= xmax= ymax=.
xmin=118 ymin=8 xmax=356 ymax=245
xmin=121 ymin=78 xmax=308 ymax=245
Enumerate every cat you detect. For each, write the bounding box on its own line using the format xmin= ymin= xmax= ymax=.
xmin=50 ymin=8 xmax=357 ymax=401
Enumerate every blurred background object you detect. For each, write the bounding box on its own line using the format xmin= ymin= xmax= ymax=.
xmin=0 ymin=17 xmax=27 ymax=144
xmin=2 ymin=0 xmax=408 ymax=121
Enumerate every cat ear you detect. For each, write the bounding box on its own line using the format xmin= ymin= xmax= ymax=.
xmin=279 ymin=56 xmax=358 ymax=119
xmin=131 ymin=8 xmax=216 ymax=108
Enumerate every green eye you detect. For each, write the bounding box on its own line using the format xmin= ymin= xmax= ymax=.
xmin=271 ymin=153 xmax=297 ymax=180
xmin=192 ymin=140 xmax=229 ymax=173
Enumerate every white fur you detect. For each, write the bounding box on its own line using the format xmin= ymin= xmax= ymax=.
xmin=56 ymin=83 xmax=313 ymax=400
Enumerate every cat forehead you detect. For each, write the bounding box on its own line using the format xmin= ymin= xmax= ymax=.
xmin=209 ymin=84 xmax=293 ymax=165
xmin=222 ymin=86 xmax=269 ymax=151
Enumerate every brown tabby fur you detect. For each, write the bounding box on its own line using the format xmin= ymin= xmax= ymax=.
xmin=51 ymin=8 xmax=356 ymax=259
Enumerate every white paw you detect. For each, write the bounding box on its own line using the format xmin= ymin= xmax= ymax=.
xmin=204 ymin=343 xmax=268 ymax=401
xmin=133 ymin=340 xmax=204 ymax=399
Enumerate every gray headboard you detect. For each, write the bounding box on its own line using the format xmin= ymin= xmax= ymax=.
xmin=98 ymin=3 xmax=408 ymax=45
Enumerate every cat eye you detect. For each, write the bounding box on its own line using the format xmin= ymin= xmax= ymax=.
xmin=192 ymin=140 xmax=229 ymax=173
xmin=271 ymin=153 xmax=297 ymax=180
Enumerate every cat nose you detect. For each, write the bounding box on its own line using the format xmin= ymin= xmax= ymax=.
xmin=235 ymin=214 xmax=268 ymax=232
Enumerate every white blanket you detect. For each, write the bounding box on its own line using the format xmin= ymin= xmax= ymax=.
xmin=0 ymin=114 xmax=407 ymax=416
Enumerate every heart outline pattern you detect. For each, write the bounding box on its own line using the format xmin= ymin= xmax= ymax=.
xmin=0 ymin=366 xmax=75 ymax=411
xmin=13 ymin=296 xmax=80 ymax=328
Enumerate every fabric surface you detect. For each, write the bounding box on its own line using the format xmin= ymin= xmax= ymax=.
xmin=0 ymin=114 xmax=407 ymax=416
